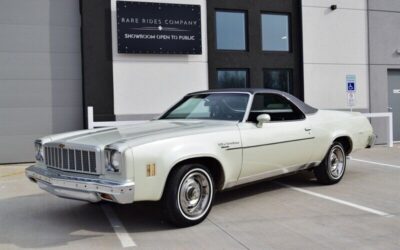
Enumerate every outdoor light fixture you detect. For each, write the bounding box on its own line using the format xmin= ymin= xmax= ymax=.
xmin=396 ymin=49 xmax=400 ymax=55
xmin=330 ymin=5 xmax=337 ymax=11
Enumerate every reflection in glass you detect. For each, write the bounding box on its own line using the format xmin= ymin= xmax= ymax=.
xmin=216 ymin=11 xmax=247 ymax=50
xmin=160 ymin=93 xmax=249 ymax=121
xmin=264 ymin=69 xmax=292 ymax=93
xmin=217 ymin=70 xmax=248 ymax=89
xmin=262 ymin=14 xmax=290 ymax=51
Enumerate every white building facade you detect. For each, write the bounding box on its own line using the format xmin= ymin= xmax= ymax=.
xmin=0 ymin=0 xmax=399 ymax=163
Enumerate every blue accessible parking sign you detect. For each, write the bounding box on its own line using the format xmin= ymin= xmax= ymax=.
xmin=348 ymin=82 xmax=355 ymax=91
xmin=346 ymin=75 xmax=356 ymax=93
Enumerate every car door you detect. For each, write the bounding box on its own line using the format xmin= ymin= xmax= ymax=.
xmin=238 ymin=93 xmax=315 ymax=181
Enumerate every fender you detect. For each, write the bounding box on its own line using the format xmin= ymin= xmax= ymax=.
xmin=130 ymin=132 xmax=242 ymax=201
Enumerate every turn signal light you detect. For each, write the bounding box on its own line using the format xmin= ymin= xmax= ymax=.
xmin=147 ymin=163 xmax=156 ymax=176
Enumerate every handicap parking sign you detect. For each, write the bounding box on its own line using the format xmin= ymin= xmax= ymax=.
xmin=347 ymin=82 xmax=355 ymax=91
xmin=346 ymin=75 xmax=356 ymax=93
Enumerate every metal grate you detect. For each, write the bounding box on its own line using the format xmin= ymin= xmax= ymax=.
xmin=44 ymin=146 xmax=97 ymax=174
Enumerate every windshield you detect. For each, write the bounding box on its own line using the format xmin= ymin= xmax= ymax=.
xmin=160 ymin=93 xmax=249 ymax=121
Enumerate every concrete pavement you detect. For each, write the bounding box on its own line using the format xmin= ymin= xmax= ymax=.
xmin=0 ymin=146 xmax=399 ymax=249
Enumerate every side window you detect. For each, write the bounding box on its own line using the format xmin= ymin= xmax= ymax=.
xmin=248 ymin=94 xmax=305 ymax=122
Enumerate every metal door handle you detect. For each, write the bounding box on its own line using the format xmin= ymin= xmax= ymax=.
xmin=305 ymin=128 xmax=312 ymax=132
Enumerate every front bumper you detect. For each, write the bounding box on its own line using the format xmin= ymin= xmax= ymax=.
xmin=26 ymin=165 xmax=135 ymax=204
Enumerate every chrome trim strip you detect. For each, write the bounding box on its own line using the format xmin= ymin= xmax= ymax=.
xmin=74 ymin=150 xmax=77 ymax=171
xmin=26 ymin=165 xmax=135 ymax=204
xmin=242 ymin=93 xmax=254 ymax=123
xmin=87 ymin=151 xmax=92 ymax=172
xmin=224 ymin=162 xmax=320 ymax=189
xmin=227 ymin=137 xmax=316 ymax=150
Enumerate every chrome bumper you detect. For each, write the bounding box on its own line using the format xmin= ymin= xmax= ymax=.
xmin=366 ymin=134 xmax=376 ymax=148
xmin=26 ymin=165 xmax=135 ymax=204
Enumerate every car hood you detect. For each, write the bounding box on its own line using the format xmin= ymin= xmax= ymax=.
xmin=47 ymin=120 xmax=238 ymax=149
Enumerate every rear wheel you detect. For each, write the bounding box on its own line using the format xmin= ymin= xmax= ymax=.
xmin=163 ymin=164 xmax=215 ymax=227
xmin=314 ymin=142 xmax=346 ymax=185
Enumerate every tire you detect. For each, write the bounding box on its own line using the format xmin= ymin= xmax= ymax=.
xmin=314 ymin=142 xmax=347 ymax=185
xmin=162 ymin=163 xmax=215 ymax=227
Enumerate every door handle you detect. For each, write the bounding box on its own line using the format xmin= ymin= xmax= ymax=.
xmin=305 ymin=128 xmax=312 ymax=132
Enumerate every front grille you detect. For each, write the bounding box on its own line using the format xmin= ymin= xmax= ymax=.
xmin=44 ymin=145 xmax=98 ymax=174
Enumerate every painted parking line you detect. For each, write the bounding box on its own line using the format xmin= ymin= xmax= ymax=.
xmin=350 ymin=158 xmax=400 ymax=169
xmin=276 ymin=182 xmax=394 ymax=218
xmin=102 ymin=204 xmax=137 ymax=248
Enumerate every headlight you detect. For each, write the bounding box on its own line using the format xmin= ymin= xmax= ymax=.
xmin=34 ymin=140 xmax=44 ymax=162
xmin=105 ymin=149 xmax=121 ymax=173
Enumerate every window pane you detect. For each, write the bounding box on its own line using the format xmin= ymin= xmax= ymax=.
xmin=264 ymin=69 xmax=292 ymax=93
xmin=248 ymin=94 xmax=304 ymax=122
xmin=251 ymin=94 xmax=293 ymax=112
xmin=262 ymin=14 xmax=290 ymax=51
xmin=168 ymin=97 xmax=210 ymax=119
xmin=217 ymin=70 xmax=248 ymax=88
xmin=161 ymin=93 xmax=249 ymax=121
xmin=216 ymin=11 xmax=247 ymax=50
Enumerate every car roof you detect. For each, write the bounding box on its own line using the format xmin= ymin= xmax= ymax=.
xmin=187 ymin=88 xmax=319 ymax=115
xmin=189 ymin=88 xmax=287 ymax=95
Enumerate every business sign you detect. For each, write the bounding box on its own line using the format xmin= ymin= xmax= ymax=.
xmin=346 ymin=74 xmax=356 ymax=93
xmin=116 ymin=1 xmax=202 ymax=54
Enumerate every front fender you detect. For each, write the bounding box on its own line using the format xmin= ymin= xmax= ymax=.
xmin=130 ymin=132 xmax=242 ymax=201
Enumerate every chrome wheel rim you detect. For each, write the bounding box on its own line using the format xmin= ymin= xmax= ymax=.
xmin=329 ymin=146 xmax=345 ymax=179
xmin=178 ymin=169 xmax=213 ymax=220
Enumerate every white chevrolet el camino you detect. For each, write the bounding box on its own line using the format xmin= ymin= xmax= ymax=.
xmin=26 ymin=89 xmax=375 ymax=226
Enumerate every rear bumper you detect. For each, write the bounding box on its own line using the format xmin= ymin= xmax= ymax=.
xmin=25 ymin=165 xmax=135 ymax=204
xmin=366 ymin=134 xmax=377 ymax=148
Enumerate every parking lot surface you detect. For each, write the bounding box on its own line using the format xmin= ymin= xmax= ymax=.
xmin=0 ymin=146 xmax=399 ymax=249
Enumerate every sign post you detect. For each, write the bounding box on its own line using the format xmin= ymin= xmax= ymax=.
xmin=346 ymin=75 xmax=356 ymax=112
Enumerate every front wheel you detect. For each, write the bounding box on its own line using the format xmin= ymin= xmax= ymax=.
xmin=314 ymin=142 xmax=347 ymax=185
xmin=162 ymin=164 xmax=215 ymax=227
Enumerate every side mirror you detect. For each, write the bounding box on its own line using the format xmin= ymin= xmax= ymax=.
xmin=256 ymin=114 xmax=271 ymax=128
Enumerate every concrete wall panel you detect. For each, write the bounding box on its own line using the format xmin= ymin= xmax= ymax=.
xmin=0 ymin=135 xmax=44 ymax=163
xmin=302 ymin=2 xmax=369 ymax=110
xmin=369 ymin=11 xmax=400 ymax=65
xmin=302 ymin=7 xmax=368 ymax=64
xmin=302 ymin=0 xmax=367 ymax=10
xmin=304 ymin=64 xmax=369 ymax=109
xmin=369 ymin=0 xmax=400 ymax=12
xmin=0 ymin=24 xmax=81 ymax=53
xmin=0 ymin=52 xmax=81 ymax=80
xmin=368 ymin=2 xmax=400 ymax=144
xmin=0 ymin=0 xmax=82 ymax=163
xmin=0 ymin=80 xmax=82 ymax=108
xmin=0 ymin=0 xmax=80 ymax=26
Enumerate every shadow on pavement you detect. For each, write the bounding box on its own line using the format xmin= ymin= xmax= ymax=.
xmin=0 ymin=171 xmax=319 ymax=248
